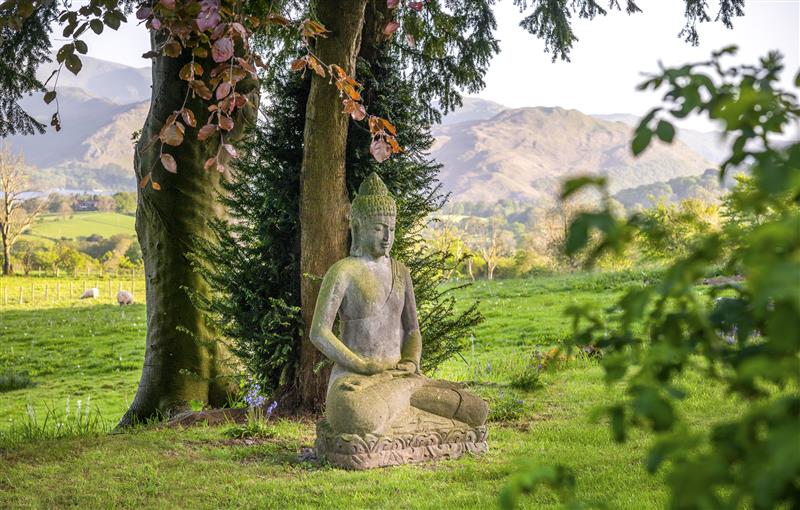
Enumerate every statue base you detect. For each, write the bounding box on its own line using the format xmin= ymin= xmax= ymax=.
xmin=315 ymin=417 xmax=488 ymax=470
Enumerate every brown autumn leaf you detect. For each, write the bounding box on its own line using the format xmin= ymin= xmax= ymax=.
xmin=237 ymin=57 xmax=256 ymax=75
xmin=204 ymin=156 xmax=217 ymax=171
xmin=190 ymin=80 xmax=213 ymax=100
xmin=265 ymin=14 xmax=289 ymax=25
xmin=290 ymin=57 xmax=307 ymax=72
xmin=218 ymin=115 xmax=234 ymax=131
xmin=198 ymin=123 xmax=217 ymax=141
xmin=161 ymin=153 xmax=177 ymax=173
xmin=380 ymin=118 xmax=397 ymax=136
xmin=179 ymin=62 xmax=194 ymax=80
xmin=181 ymin=108 xmax=196 ymax=127
xmin=216 ymin=82 xmax=232 ymax=100
xmin=330 ymin=64 xmax=347 ymax=80
xmin=370 ymin=138 xmax=391 ymax=163
xmin=387 ymin=0 xmax=399 ymax=8
xmin=368 ymin=116 xmax=382 ymax=135
xmin=192 ymin=46 xmax=208 ymax=58
xmin=409 ymin=1 xmax=424 ymax=12
xmin=160 ymin=121 xmax=185 ymax=146
xmin=406 ymin=34 xmax=415 ymax=47
xmin=152 ymin=181 xmax=162 ymax=190
xmin=139 ymin=173 xmax=151 ymax=189
xmin=387 ymin=135 xmax=402 ymax=153
xmin=344 ymin=100 xmax=366 ymax=121
xmin=308 ymin=57 xmax=326 ymax=77
xmin=383 ymin=20 xmax=400 ymax=37
xmin=164 ymin=41 xmax=182 ymax=58
xmin=342 ymin=83 xmax=361 ymax=101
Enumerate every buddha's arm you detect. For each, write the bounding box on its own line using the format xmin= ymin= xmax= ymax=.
xmin=400 ymin=266 xmax=422 ymax=373
xmin=310 ymin=266 xmax=380 ymax=375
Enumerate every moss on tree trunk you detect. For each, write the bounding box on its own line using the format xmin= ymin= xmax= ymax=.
xmin=119 ymin=31 xmax=254 ymax=426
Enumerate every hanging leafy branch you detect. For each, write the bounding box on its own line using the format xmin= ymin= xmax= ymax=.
xmin=2 ymin=0 xmax=421 ymax=184
xmin=504 ymin=47 xmax=799 ymax=509
xmin=511 ymin=0 xmax=746 ymax=62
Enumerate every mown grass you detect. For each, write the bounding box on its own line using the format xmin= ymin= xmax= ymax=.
xmin=24 ymin=212 xmax=136 ymax=241
xmin=0 ymin=271 xmax=741 ymax=509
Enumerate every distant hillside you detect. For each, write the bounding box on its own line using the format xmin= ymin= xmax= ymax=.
xmin=612 ymin=168 xmax=738 ymax=210
xmin=8 ymin=87 xmax=147 ymax=191
xmin=439 ymin=97 xmax=507 ymax=125
xmin=431 ymin=106 xmax=714 ymax=203
xmin=592 ymin=113 xmax=730 ymax=164
xmin=37 ymin=55 xmax=151 ymax=104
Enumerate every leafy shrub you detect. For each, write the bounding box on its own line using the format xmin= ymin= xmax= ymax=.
xmin=558 ymin=48 xmax=800 ymax=509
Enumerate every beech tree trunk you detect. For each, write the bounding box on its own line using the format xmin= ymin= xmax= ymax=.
xmin=296 ymin=0 xmax=368 ymax=411
xmin=119 ymin=31 xmax=254 ymax=425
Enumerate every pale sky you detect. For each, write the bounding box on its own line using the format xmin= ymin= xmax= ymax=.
xmin=70 ymin=0 xmax=799 ymax=131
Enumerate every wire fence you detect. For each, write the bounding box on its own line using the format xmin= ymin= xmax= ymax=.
xmin=0 ymin=274 xmax=144 ymax=307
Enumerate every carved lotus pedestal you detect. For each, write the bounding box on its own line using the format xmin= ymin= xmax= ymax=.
xmin=315 ymin=409 xmax=489 ymax=470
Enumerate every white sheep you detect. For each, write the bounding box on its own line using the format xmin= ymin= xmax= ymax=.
xmin=80 ymin=288 xmax=99 ymax=299
xmin=116 ymin=290 xmax=134 ymax=306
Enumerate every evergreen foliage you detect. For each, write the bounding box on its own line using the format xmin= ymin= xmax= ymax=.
xmin=195 ymin=39 xmax=484 ymax=391
xmin=512 ymin=0 xmax=745 ymax=62
xmin=0 ymin=2 xmax=56 ymax=136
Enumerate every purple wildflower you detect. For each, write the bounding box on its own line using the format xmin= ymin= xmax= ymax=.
xmin=266 ymin=401 xmax=278 ymax=418
xmin=244 ymin=383 xmax=266 ymax=408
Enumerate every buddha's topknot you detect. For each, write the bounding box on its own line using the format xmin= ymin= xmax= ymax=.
xmin=350 ymin=172 xmax=397 ymax=220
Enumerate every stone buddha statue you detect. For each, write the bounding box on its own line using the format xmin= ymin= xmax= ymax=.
xmin=311 ymin=173 xmax=488 ymax=469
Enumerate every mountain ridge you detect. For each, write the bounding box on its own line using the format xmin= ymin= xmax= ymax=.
xmin=7 ymin=57 xmax=724 ymax=201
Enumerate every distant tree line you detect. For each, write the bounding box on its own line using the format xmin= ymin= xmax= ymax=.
xmin=426 ymin=176 xmax=755 ymax=279
xmin=45 ymin=191 xmax=137 ymax=216
xmin=10 ymin=234 xmax=142 ymax=275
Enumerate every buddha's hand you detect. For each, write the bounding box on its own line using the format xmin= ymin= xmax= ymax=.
xmin=395 ymin=360 xmax=418 ymax=373
xmin=352 ymin=357 xmax=391 ymax=376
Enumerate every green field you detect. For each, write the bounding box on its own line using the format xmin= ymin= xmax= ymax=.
xmin=0 ymin=272 xmax=740 ymax=508
xmin=24 ymin=212 xmax=136 ymax=241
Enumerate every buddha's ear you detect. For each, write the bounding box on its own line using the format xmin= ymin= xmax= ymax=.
xmin=349 ymin=217 xmax=361 ymax=256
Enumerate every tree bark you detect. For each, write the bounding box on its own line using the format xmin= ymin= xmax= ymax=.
xmin=2 ymin=239 xmax=10 ymax=276
xmin=119 ymin=31 xmax=254 ymax=426
xmin=296 ymin=0 xmax=368 ymax=411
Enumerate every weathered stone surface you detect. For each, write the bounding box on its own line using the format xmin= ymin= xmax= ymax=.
xmin=316 ymin=418 xmax=488 ymax=470
xmin=309 ymin=173 xmax=489 ymax=469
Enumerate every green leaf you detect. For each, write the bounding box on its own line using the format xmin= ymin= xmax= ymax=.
xmin=656 ymin=120 xmax=675 ymax=143
xmin=43 ymin=91 xmax=56 ymax=104
xmin=64 ymin=54 xmax=82 ymax=75
xmin=609 ymin=405 xmax=626 ymax=442
xmin=103 ymin=11 xmax=121 ymax=30
xmin=74 ymin=40 xmax=88 ymax=55
xmin=632 ymin=128 xmax=652 ymax=156
xmin=90 ymin=19 xmax=103 ymax=34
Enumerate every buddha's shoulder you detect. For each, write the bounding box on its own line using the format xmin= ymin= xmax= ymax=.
xmin=324 ymin=257 xmax=365 ymax=279
xmin=325 ymin=257 xmax=407 ymax=275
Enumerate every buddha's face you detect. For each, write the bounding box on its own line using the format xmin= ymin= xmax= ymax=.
xmin=354 ymin=215 xmax=396 ymax=259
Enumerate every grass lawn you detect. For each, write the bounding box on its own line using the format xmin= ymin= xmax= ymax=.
xmin=23 ymin=212 xmax=136 ymax=242
xmin=0 ymin=272 xmax=740 ymax=509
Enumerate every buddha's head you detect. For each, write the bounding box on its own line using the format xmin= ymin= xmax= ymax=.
xmin=350 ymin=173 xmax=397 ymax=259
